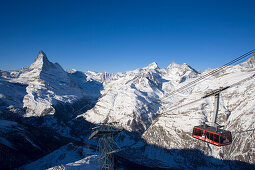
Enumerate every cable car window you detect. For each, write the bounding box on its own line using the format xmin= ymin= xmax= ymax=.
xmin=210 ymin=133 xmax=213 ymax=140
xmin=198 ymin=129 xmax=202 ymax=136
xmin=203 ymin=131 xmax=206 ymax=137
xmin=220 ymin=135 xmax=224 ymax=144
xmin=214 ymin=134 xmax=219 ymax=143
xmin=194 ymin=129 xmax=197 ymax=136
xmin=206 ymin=132 xmax=210 ymax=139
xmin=194 ymin=128 xmax=202 ymax=136
xmin=193 ymin=128 xmax=197 ymax=135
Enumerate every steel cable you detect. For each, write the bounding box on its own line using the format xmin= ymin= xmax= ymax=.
xmin=160 ymin=49 xmax=255 ymax=102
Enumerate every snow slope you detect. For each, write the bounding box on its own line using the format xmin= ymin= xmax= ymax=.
xmin=80 ymin=56 xmax=255 ymax=166
xmin=1 ymin=51 xmax=86 ymax=117
xmin=142 ymin=61 xmax=255 ymax=164
xmin=81 ymin=61 xmax=199 ymax=132
xmin=22 ymin=143 xmax=99 ymax=170
xmin=0 ymin=119 xmax=69 ymax=169
xmin=1 ymin=51 xmax=255 ymax=168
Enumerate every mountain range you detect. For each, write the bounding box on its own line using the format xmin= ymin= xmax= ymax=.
xmin=0 ymin=51 xmax=254 ymax=169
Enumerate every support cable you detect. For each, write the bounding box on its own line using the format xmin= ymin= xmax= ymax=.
xmin=148 ymin=73 xmax=255 ymax=128
xmin=160 ymin=49 xmax=255 ymax=102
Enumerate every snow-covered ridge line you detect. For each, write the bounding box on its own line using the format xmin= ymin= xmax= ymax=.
xmin=1 ymin=51 xmax=255 ymax=168
xmin=1 ymin=51 xmax=87 ymax=117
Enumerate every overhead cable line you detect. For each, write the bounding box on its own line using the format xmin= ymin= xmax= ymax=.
xmin=164 ymin=73 xmax=255 ymax=115
xmin=148 ymin=73 xmax=255 ymax=128
xmin=160 ymin=49 xmax=255 ymax=102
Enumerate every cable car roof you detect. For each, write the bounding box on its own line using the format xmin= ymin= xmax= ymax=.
xmin=194 ymin=125 xmax=231 ymax=134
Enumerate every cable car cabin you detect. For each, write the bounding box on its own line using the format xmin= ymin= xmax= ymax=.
xmin=192 ymin=125 xmax=232 ymax=146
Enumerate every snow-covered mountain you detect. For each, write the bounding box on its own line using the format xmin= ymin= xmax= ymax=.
xmin=80 ymin=57 xmax=255 ymax=167
xmin=81 ymin=61 xmax=200 ymax=133
xmin=143 ymin=64 xmax=255 ymax=164
xmin=1 ymin=51 xmax=87 ymax=117
xmin=0 ymin=51 xmax=255 ymax=169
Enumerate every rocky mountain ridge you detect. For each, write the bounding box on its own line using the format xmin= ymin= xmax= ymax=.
xmin=0 ymin=51 xmax=255 ymax=169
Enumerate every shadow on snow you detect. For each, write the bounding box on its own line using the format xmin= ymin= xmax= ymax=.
xmin=0 ymin=97 xmax=254 ymax=169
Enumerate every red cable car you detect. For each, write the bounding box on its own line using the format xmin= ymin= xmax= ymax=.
xmin=192 ymin=124 xmax=232 ymax=146
xmin=192 ymin=86 xmax=232 ymax=146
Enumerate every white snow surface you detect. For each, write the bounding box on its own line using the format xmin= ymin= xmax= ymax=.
xmin=22 ymin=143 xmax=99 ymax=170
xmin=81 ymin=60 xmax=200 ymax=132
xmin=48 ymin=155 xmax=99 ymax=170
xmin=0 ymin=120 xmax=17 ymax=149
xmin=1 ymin=51 xmax=85 ymax=116
xmin=142 ymin=62 xmax=255 ymax=164
xmin=1 ymin=51 xmax=255 ymax=166
xmin=81 ymin=57 xmax=255 ymax=164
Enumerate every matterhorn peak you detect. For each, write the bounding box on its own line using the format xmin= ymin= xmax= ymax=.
xmin=36 ymin=50 xmax=49 ymax=61
xmin=144 ymin=62 xmax=159 ymax=70
xmin=38 ymin=50 xmax=46 ymax=56
xmin=29 ymin=50 xmax=53 ymax=70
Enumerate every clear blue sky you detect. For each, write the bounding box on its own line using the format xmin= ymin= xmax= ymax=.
xmin=0 ymin=0 xmax=254 ymax=73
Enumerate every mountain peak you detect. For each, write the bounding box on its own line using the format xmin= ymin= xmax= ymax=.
xmin=29 ymin=51 xmax=52 ymax=70
xmin=36 ymin=50 xmax=49 ymax=62
xmin=166 ymin=61 xmax=198 ymax=78
xmin=240 ymin=56 xmax=255 ymax=68
xmin=167 ymin=61 xmax=179 ymax=69
xmin=38 ymin=50 xmax=46 ymax=56
xmin=144 ymin=62 xmax=159 ymax=70
xmin=167 ymin=61 xmax=192 ymax=70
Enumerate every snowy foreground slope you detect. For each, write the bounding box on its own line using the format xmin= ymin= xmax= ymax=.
xmin=21 ymin=143 xmax=99 ymax=170
xmin=0 ymin=51 xmax=255 ymax=169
